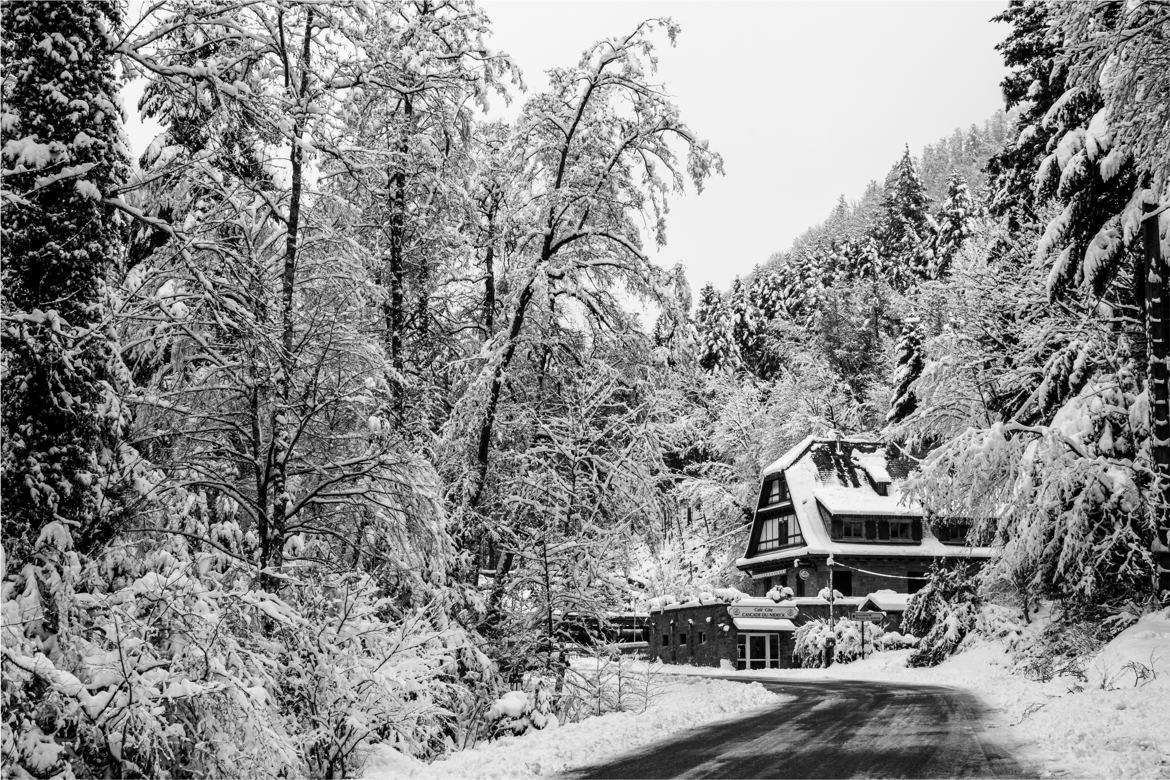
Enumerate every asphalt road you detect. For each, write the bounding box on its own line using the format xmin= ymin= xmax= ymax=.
xmin=563 ymin=676 xmax=1033 ymax=779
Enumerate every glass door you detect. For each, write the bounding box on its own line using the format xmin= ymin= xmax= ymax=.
xmin=738 ymin=633 xmax=783 ymax=669
xmin=749 ymin=635 xmax=767 ymax=669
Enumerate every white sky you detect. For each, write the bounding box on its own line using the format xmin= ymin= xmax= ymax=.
xmin=479 ymin=0 xmax=1010 ymax=290
xmin=123 ymin=1 xmax=1012 ymax=293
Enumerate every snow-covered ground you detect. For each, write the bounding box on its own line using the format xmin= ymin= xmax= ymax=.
xmin=363 ymin=610 xmax=1170 ymax=779
xmin=360 ymin=676 xmax=785 ymax=779
xmin=640 ymin=609 xmax=1170 ymax=779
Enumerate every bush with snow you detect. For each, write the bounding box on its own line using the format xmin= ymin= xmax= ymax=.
xmin=485 ymin=678 xmax=558 ymax=738
xmin=902 ymin=562 xmax=981 ymax=667
xmin=793 ymin=617 xmax=881 ymax=666
xmin=875 ymin=631 xmax=919 ymax=651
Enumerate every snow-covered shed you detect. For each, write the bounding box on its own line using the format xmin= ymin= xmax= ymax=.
xmin=736 ymin=436 xmax=995 ymax=598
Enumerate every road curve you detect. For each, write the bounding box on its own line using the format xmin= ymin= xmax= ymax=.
xmin=562 ymin=676 xmax=1034 ymax=779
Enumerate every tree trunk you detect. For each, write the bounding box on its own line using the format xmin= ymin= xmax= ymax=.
xmin=263 ymin=8 xmax=313 ymax=588
xmin=1142 ymin=203 xmax=1170 ymax=594
xmin=468 ymin=278 xmax=536 ymax=510
xmin=483 ymin=210 xmax=496 ymax=335
xmin=386 ymin=97 xmax=411 ymax=422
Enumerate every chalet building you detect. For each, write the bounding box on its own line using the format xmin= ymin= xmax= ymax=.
xmin=648 ymin=435 xmax=995 ymax=670
xmin=736 ymin=435 xmax=994 ymax=597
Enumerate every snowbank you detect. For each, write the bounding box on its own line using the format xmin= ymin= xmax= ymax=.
xmin=360 ymin=677 xmax=784 ymax=779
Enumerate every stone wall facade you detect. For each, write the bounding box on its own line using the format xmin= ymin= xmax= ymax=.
xmin=647 ymin=603 xmax=800 ymax=669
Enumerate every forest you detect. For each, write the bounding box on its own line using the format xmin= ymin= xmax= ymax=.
xmin=1 ymin=0 xmax=1167 ymax=777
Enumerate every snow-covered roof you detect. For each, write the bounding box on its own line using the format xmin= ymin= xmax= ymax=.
xmin=739 ymin=437 xmax=996 ymax=569
xmin=732 ymin=617 xmax=797 ymax=632
xmin=852 ymin=449 xmax=893 ymax=485
xmin=862 ymin=590 xmax=912 ymax=611
xmin=813 ymin=486 xmax=920 ymax=517
xmin=760 ymin=434 xmax=819 ymax=477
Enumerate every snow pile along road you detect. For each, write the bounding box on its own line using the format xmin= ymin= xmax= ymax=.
xmin=360 ymin=676 xmax=784 ymax=779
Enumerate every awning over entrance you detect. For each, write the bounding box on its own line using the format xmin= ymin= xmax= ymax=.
xmin=732 ymin=617 xmax=797 ymax=632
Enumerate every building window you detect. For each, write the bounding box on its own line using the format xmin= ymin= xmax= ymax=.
xmin=698 ymin=631 xmax=707 ymax=644
xmin=935 ymin=522 xmax=972 ymax=544
xmin=662 ymin=633 xmax=669 ymax=647
xmin=758 ymin=515 xmax=782 ymax=552
xmin=842 ymin=518 xmax=866 ymax=540
xmin=762 ymin=478 xmax=789 ymax=507
xmin=833 ymin=570 xmax=853 ymax=597
xmin=757 ymin=512 xmax=803 ymax=553
xmin=889 ymin=520 xmax=913 ymax=541
xmin=679 ymin=633 xmax=687 ymax=646
xmin=908 ymin=572 xmax=926 ymax=594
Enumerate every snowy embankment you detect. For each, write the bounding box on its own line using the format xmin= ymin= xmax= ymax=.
xmin=647 ymin=609 xmax=1170 ymax=779
xmin=360 ymin=676 xmax=785 ymax=779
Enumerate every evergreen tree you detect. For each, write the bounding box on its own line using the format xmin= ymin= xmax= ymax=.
xmin=748 ymin=268 xmax=786 ymax=324
xmin=729 ymin=276 xmax=756 ymax=356
xmin=887 ymin=317 xmax=925 ymax=424
xmin=932 ymin=173 xmax=977 ymax=277
xmin=1 ymin=0 xmax=129 ymax=563
xmin=876 ymin=144 xmax=933 ymax=288
xmin=849 ymin=234 xmax=885 ymax=280
xmin=695 ymin=283 xmax=738 ymax=372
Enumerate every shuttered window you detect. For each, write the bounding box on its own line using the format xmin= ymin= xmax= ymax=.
xmin=829 ymin=516 xmax=922 ymax=544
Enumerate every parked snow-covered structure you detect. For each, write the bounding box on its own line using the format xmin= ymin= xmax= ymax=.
xmin=736 ymin=435 xmax=995 ymax=596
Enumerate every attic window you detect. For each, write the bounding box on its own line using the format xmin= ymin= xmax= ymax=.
xmin=762 ymin=478 xmax=788 ymax=507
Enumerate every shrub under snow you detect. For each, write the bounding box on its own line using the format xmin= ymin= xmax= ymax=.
xmin=793 ymin=618 xmax=890 ymax=666
xmin=902 ymin=563 xmax=981 ymax=667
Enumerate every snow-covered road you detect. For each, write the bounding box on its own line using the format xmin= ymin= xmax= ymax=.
xmin=562 ymin=677 xmax=1031 ymax=778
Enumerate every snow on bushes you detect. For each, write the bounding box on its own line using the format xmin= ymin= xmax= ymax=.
xmin=1 ymin=539 xmax=496 ymax=778
xmin=902 ymin=562 xmax=981 ymax=667
xmin=793 ymin=617 xmax=894 ymax=666
xmin=485 ymin=679 xmax=558 ymax=738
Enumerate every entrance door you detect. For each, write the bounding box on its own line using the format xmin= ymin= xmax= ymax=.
xmin=738 ymin=633 xmax=784 ymax=669
xmin=749 ymin=635 xmax=766 ymax=669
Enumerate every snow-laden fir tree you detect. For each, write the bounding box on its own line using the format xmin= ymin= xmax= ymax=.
xmin=729 ymin=276 xmax=756 ymax=355
xmin=876 ymin=144 xmax=933 ymax=289
xmin=848 ymin=234 xmax=885 ymax=281
xmin=932 ymin=173 xmax=977 ymax=277
xmin=695 ymin=283 xmax=739 ymax=372
xmin=748 ymin=267 xmax=786 ymax=324
xmin=887 ymin=317 xmax=925 ymax=425
xmin=1 ymin=0 xmax=129 ymax=563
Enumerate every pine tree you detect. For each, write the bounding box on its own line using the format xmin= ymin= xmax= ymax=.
xmin=849 ymin=234 xmax=884 ymax=281
xmin=876 ymin=144 xmax=932 ymax=289
xmin=695 ymin=283 xmax=738 ymax=372
xmin=887 ymin=318 xmax=925 ymax=424
xmin=1 ymin=0 xmax=129 ymax=563
xmin=748 ymin=268 xmax=785 ymax=324
xmin=932 ymin=173 xmax=977 ymax=277
xmin=729 ymin=276 xmax=756 ymax=356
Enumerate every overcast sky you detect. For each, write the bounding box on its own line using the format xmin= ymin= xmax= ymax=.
xmin=479 ymin=0 xmax=1011 ymax=291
